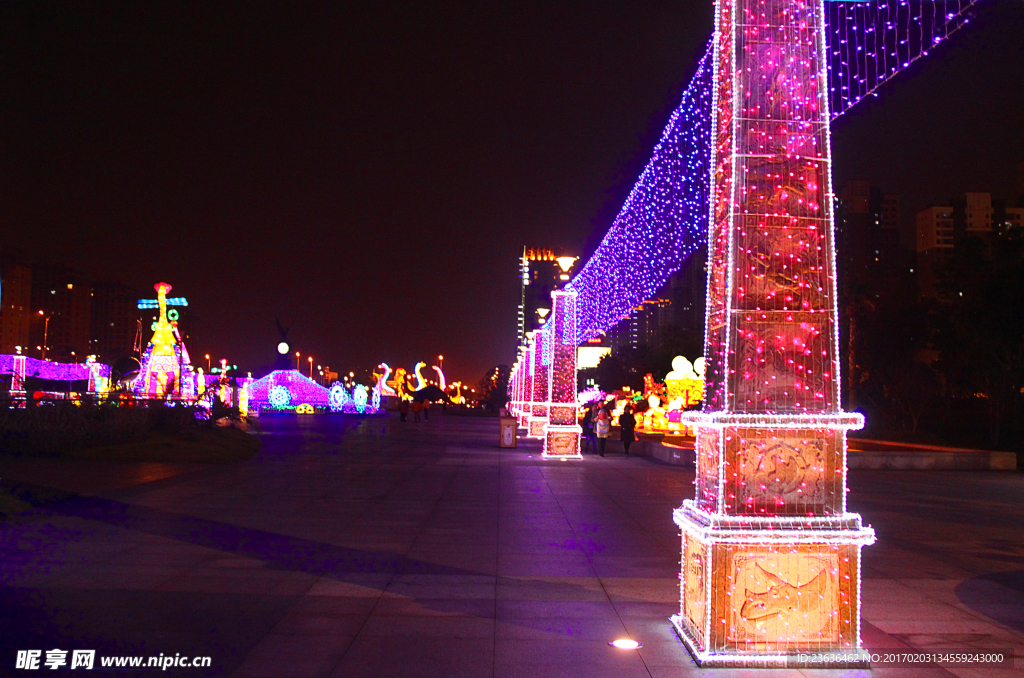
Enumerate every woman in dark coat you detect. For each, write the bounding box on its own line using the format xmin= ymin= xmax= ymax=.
xmin=580 ymin=404 xmax=595 ymax=454
xmin=619 ymin=405 xmax=637 ymax=456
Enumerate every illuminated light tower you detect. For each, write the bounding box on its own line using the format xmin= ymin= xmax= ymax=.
xmin=542 ymin=288 xmax=582 ymax=458
xmin=517 ymin=344 xmax=529 ymax=420
xmin=673 ymin=0 xmax=874 ymax=666
xmin=526 ymin=329 xmax=550 ymax=438
xmin=520 ymin=332 xmax=537 ymax=428
xmin=135 ymin=282 xmax=195 ymax=398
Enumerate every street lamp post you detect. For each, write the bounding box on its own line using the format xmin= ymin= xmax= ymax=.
xmin=37 ymin=310 xmax=51 ymax=361
xmin=295 ymin=351 xmax=300 ymax=370
xmin=308 ymin=356 xmax=313 ymax=379
xmin=205 ymin=354 xmax=211 ymax=372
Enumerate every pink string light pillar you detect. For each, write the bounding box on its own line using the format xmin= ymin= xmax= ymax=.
xmin=526 ymin=328 xmax=551 ymax=438
xmin=673 ymin=0 xmax=874 ymax=666
xmin=543 ymin=289 xmax=582 ymax=459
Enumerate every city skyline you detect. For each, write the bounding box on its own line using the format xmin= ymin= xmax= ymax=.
xmin=2 ymin=1 xmax=1022 ymax=380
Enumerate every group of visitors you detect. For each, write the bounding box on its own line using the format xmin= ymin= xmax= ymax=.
xmin=398 ymin=399 xmax=431 ymax=422
xmin=580 ymin=401 xmax=635 ymax=457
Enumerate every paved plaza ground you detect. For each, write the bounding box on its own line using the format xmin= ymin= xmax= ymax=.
xmin=1 ymin=413 xmax=1022 ymax=677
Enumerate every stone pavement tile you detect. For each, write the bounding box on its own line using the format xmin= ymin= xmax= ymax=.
xmin=46 ymin=563 xmax=184 ymax=590
xmin=863 ymin=602 xmax=981 ymax=622
xmin=611 ymin=600 xmax=678 ymax=621
xmin=860 ymin=668 xmax=959 ymax=677
xmin=382 ymin=580 xmax=496 ymax=600
xmin=498 ymin=599 xmax=620 ymax=620
xmin=287 ymin=594 xmax=381 ymax=616
xmin=371 ymin=596 xmax=496 ymax=618
xmin=155 ymin=567 xmax=295 ymax=594
xmin=494 ymin=616 xmax=626 ymax=640
xmin=643 ymin=665 xmax=707 ymax=678
xmin=397 ymin=553 xmax=498 ymax=576
xmin=413 ymin=535 xmax=498 ymax=551
xmin=271 ymin=612 xmax=370 ymax=636
xmin=664 ymin=669 xmax=805 ymax=678
xmin=495 ymin=637 xmax=648 ymax=667
xmin=798 ymin=670 xmax=878 ymax=678
xmin=870 ymin=618 xmax=1016 ymax=635
xmin=497 ymin=554 xmax=593 ymax=577
xmin=863 ymin=552 xmax=974 ymax=580
xmin=589 ymin=556 xmax=679 ymax=578
xmin=894 ymin=630 xmax=1024 ymax=653
xmin=205 ymin=556 xmax=268 ymax=569
xmin=358 ymin=614 xmax=494 ymax=638
xmin=602 ymin=577 xmax=679 ymax=603
xmin=331 ymin=635 xmax=492 ymax=678
xmin=306 ymin=574 xmax=391 ymax=597
xmin=950 ymin=670 xmax=1024 ymax=678
xmin=862 ymin=621 xmax=914 ymax=649
xmin=494 ymin=663 xmax=653 ymax=678
xmin=637 ymin=639 xmax=696 ymax=666
xmin=862 ymin=580 xmax=937 ymax=605
xmin=233 ymin=632 xmax=354 ymax=678
xmin=262 ymin=570 xmax=320 ymax=596
xmin=389 ymin=573 xmax=496 ymax=586
xmin=496 ymin=576 xmax=607 ymax=601
xmin=620 ymin=616 xmax=685 ymax=644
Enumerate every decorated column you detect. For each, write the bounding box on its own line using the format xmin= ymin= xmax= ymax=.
xmin=673 ymin=0 xmax=874 ymax=666
xmin=543 ymin=289 xmax=582 ymax=458
xmin=520 ymin=336 xmax=536 ymax=428
xmin=526 ymin=328 xmax=551 ymax=438
xmin=513 ymin=346 xmax=528 ymax=421
xmin=10 ymin=354 xmax=26 ymax=397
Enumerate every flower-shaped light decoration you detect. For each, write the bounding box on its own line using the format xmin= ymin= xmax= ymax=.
xmin=269 ymin=385 xmax=290 ymax=409
xmin=329 ymin=383 xmax=349 ymax=412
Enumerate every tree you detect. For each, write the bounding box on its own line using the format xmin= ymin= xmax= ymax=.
xmin=594 ymin=352 xmax=640 ymax=393
xmin=478 ymin=365 xmax=510 ymax=410
xmin=846 ymin=284 xmax=940 ymax=435
xmin=932 ymin=230 xmax=1024 ymax=447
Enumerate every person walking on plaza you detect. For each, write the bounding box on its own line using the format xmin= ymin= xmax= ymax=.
xmin=399 ymin=399 xmax=409 ymax=422
xmin=619 ymin=405 xmax=636 ymax=457
xmin=412 ymin=399 xmax=422 ymax=422
xmin=423 ymin=399 xmax=430 ymax=421
xmin=595 ymin=405 xmax=611 ymax=457
xmin=580 ymin=403 xmax=595 ymax=454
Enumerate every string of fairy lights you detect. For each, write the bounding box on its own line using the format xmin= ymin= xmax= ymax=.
xmin=569 ymin=0 xmax=982 ymax=341
xmin=569 ymin=45 xmax=713 ymax=340
xmin=826 ymin=0 xmax=980 ymax=119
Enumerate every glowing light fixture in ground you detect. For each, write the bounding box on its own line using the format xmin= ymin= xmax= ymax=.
xmin=609 ymin=639 xmax=642 ymax=650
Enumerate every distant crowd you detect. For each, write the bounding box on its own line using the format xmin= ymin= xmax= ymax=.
xmin=579 ymin=401 xmax=634 ymax=457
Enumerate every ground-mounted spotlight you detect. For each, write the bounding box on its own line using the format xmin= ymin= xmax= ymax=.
xmin=609 ymin=639 xmax=642 ymax=650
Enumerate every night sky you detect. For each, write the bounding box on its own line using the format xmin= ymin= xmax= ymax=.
xmin=2 ymin=1 xmax=1022 ymax=383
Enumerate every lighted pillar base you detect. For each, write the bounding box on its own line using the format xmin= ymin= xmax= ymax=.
xmin=542 ymin=423 xmax=582 ymax=459
xmin=674 ymin=414 xmax=875 ymax=667
xmin=527 ymin=416 xmax=548 ymax=439
xmin=670 ymin=502 xmax=873 ymax=667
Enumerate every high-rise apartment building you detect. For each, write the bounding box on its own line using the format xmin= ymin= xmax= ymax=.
xmin=662 ymin=247 xmax=707 ymax=331
xmin=606 ymin=298 xmax=672 ymax=352
xmin=917 ymin=192 xmax=1024 ymax=296
xmin=29 ymin=265 xmax=94 ymax=362
xmin=836 ymin=181 xmax=901 ymax=292
xmin=518 ymin=248 xmax=577 ymax=348
xmin=91 ymin=280 xmax=144 ymax=362
xmin=0 ymin=257 xmax=32 ymax=355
